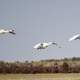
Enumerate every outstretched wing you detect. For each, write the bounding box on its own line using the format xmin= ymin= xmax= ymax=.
xmin=69 ymin=34 xmax=80 ymax=41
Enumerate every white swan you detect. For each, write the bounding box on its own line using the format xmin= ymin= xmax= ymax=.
xmin=33 ymin=42 xmax=61 ymax=49
xmin=69 ymin=34 xmax=80 ymax=41
xmin=0 ymin=29 xmax=16 ymax=35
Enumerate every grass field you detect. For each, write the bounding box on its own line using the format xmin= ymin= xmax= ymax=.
xmin=0 ymin=73 xmax=80 ymax=80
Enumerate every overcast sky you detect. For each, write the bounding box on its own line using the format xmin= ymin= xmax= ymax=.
xmin=0 ymin=0 xmax=80 ymax=61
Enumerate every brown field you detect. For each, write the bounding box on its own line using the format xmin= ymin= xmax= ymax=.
xmin=0 ymin=73 xmax=80 ymax=80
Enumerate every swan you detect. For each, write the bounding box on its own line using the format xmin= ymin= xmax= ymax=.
xmin=0 ymin=29 xmax=16 ymax=35
xmin=69 ymin=34 xmax=80 ymax=41
xmin=33 ymin=42 xmax=61 ymax=49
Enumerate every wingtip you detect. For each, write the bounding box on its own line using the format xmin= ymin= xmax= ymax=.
xmin=52 ymin=42 xmax=57 ymax=45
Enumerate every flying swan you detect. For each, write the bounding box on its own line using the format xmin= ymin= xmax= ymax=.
xmin=33 ymin=42 xmax=61 ymax=50
xmin=0 ymin=29 xmax=16 ymax=35
xmin=69 ymin=34 xmax=80 ymax=41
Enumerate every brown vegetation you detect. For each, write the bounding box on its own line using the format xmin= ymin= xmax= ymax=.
xmin=0 ymin=57 xmax=80 ymax=73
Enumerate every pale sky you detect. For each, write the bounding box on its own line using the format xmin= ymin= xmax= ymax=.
xmin=0 ymin=0 xmax=80 ymax=61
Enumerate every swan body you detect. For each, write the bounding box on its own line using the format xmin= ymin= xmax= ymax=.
xmin=33 ymin=42 xmax=60 ymax=49
xmin=0 ymin=29 xmax=16 ymax=35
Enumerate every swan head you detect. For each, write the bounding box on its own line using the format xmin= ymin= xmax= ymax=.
xmin=9 ymin=29 xmax=16 ymax=35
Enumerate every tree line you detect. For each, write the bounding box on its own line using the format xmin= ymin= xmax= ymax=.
xmin=0 ymin=57 xmax=80 ymax=73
